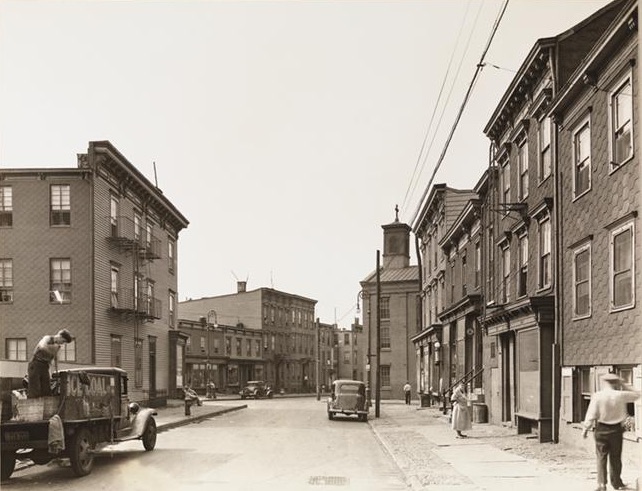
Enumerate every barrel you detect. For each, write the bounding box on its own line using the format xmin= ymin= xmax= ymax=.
xmin=472 ymin=403 xmax=488 ymax=423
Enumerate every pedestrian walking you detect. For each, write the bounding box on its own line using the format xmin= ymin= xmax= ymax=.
xmin=403 ymin=381 xmax=412 ymax=405
xmin=27 ymin=329 xmax=73 ymax=398
xmin=582 ymin=372 xmax=640 ymax=491
xmin=450 ymin=383 xmax=471 ymax=438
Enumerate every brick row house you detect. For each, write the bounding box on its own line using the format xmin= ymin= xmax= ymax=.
xmin=0 ymin=140 xmax=189 ymax=405
xmin=411 ymin=0 xmax=640 ymax=447
xmin=178 ymin=283 xmax=318 ymax=393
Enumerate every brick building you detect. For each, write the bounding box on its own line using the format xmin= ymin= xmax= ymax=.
xmin=335 ymin=321 xmax=365 ymax=382
xmin=549 ymin=0 xmax=641 ymax=443
xmin=178 ymin=283 xmax=317 ymax=393
xmin=411 ymin=185 xmax=476 ymax=403
xmin=0 ymin=141 xmax=189 ymax=405
xmin=360 ymin=213 xmax=419 ymax=400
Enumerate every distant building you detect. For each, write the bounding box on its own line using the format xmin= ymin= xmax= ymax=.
xmin=178 ymin=282 xmax=317 ymax=393
xmin=0 ymin=141 xmax=189 ymax=405
xmin=335 ymin=320 xmax=365 ymax=382
xmin=318 ymin=321 xmax=337 ymax=390
xmin=361 ymin=212 xmax=419 ymax=400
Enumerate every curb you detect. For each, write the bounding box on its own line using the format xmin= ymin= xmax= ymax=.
xmin=157 ymin=404 xmax=247 ymax=432
xmin=369 ymin=421 xmax=422 ymax=491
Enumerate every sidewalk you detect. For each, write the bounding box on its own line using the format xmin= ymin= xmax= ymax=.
xmin=370 ymin=401 xmax=641 ymax=491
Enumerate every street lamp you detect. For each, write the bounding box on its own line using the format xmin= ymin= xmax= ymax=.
xmin=200 ymin=310 xmax=218 ymax=396
xmin=357 ymin=289 xmax=372 ymax=406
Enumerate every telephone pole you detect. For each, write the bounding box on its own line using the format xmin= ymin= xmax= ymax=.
xmin=375 ymin=249 xmax=381 ymax=418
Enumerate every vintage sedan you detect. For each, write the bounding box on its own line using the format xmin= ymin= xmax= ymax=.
xmin=327 ymin=379 xmax=369 ymax=422
xmin=239 ymin=381 xmax=273 ymax=399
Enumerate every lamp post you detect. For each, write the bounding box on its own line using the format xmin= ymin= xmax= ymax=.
xmin=200 ymin=310 xmax=218 ymax=395
xmin=357 ymin=289 xmax=372 ymax=406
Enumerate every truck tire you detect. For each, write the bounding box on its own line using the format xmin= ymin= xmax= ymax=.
xmin=142 ymin=418 xmax=157 ymax=451
xmin=69 ymin=427 xmax=94 ymax=477
xmin=1 ymin=451 xmax=15 ymax=481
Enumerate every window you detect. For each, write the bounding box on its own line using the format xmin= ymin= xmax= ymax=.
xmin=134 ymin=211 xmax=142 ymax=243
xmin=518 ymin=235 xmax=528 ymax=298
xmin=135 ymin=338 xmax=143 ymax=387
xmin=111 ymin=335 xmax=122 ymax=367
xmin=474 ymin=242 xmax=481 ymax=288
xmin=517 ymin=137 xmax=528 ymax=200
xmin=344 ymin=333 xmax=350 ymax=345
xmin=50 ymin=184 xmax=70 ymax=226
xmin=110 ymin=265 xmax=119 ymax=308
xmin=538 ymin=218 xmax=551 ymax=289
xmin=57 ymin=339 xmax=76 ymax=362
xmin=461 ymin=251 xmax=467 ymax=296
xmin=573 ymin=119 xmax=591 ymax=197
xmin=610 ymin=74 xmax=633 ymax=168
xmin=213 ymin=338 xmax=220 ymax=354
xmin=379 ymin=297 xmax=390 ymax=320
xmin=611 ymin=222 xmax=634 ymax=310
xmin=539 ymin=117 xmax=552 ymax=181
xmin=168 ymin=290 xmax=176 ymax=327
xmin=501 ymin=159 xmax=511 ymax=215
xmin=255 ymin=339 xmax=261 ymax=357
xmin=110 ymin=195 xmax=119 ymax=237
xmin=381 ymin=366 xmax=391 ymax=388
xmin=168 ymin=239 xmax=176 ymax=274
xmin=0 ymin=259 xmax=13 ymax=302
xmin=146 ymin=281 xmax=155 ymax=317
xmin=50 ymin=258 xmax=71 ymax=303
xmin=186 ymin=336 xmax=191 ymax=352
xmin=501 ymin=246 xmax=510 ymax=303
xmin=0 ymin=186 xmax=12 ymax=227
xmin=225 ymin=337 xmax=232 ymax=355
xmin=200 ymin=336 xmax=206 ymax=352
xmin=6 ymin=338 xmax=26 ymax=360
xmin=236 ymin=338 xmax=242 ymax=356
xmin=145 ymin=222 xmax=153 ymax=249
xmin=574 ymin=244 xmax=591 ymax=318
xmin=381 ymin=324 xmax=390 ymax=349
xmin=246 ymin=339 xmax=252 ymax=357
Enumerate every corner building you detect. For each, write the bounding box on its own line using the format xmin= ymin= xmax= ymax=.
xmin=0 ymin=141 xmax=189 ymax=405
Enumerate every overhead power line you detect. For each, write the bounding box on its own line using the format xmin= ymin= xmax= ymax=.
xmin=408 ymin=0 xmax=510 ymax=226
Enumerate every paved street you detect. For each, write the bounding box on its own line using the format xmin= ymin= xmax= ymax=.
xmin=5 ymin=396 xmax=641 ymax=490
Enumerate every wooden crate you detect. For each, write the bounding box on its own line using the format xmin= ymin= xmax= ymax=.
xmin=13 ymin=398 xmax=44 ymax=422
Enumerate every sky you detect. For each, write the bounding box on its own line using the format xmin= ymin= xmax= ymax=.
xmin=0 ymin=0 xmax=612 ymax=325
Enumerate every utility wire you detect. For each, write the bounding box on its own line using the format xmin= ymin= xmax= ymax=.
xmin=402 ymin=0 xmax=484 ymax=218
xmin=400 ymin=0 xmax=475 ymax=214
xmin=409 ymin=0 xmax=511 ymax=226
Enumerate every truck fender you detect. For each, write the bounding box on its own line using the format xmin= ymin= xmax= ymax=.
xmin=130 ymin=408 xmax=157 ymax=437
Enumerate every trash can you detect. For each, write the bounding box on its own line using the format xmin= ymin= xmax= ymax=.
xmin=420 ymin=393 xmax=430 ymax=407
xmin=472 ymin=403 xmax=488 ymax=423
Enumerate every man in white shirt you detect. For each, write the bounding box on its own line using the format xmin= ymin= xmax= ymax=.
xmin=403 ymin=382 xmax=412 ymax=405
xmin=582 ymin=372 xmax=640 ymax=491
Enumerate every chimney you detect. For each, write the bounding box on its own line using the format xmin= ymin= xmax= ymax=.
xmin=237 ymin=281 xmax=247 ymax=293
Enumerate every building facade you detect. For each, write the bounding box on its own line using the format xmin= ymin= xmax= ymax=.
xmin=411 ymin=185 xmax=476 ymax=404
xmin=549 ymin=0 xmax=641 ymax=443
xmin=0 ymin=141 xmax=189 ymax=405
xmin=360 ymin=214 xmax=419 ymax=400
xmin=178 ymin=283 xmax=317 ymax=393
xmin=335 ymin=321 xmax=365 ymax=382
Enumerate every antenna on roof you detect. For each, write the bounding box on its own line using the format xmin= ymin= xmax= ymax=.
xmin=153 ymin=161 xmax=159 ymax=188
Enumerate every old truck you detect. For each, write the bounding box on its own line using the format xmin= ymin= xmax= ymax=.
xmin=1 ymin=367 xmax=157 ymax=480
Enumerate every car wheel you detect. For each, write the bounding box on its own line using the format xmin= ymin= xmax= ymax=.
xmin=328 ymin=412 xmax=334 ymax=420
xmin=268 ymin=393 xmax=273 ymax=399
xmin=142 ymin=418 xmax=157 ymax=451
xmin=1 ymin=451 xmax=15 ymax=481
xmin=69 ymin=427 xmax=94 ymax=477
xmin=241 ymin=395 xmax=246 ymax=400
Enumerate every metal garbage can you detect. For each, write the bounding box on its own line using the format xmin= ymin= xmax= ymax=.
xmin=472 ymin=403 xmax=488 ymax=423
xmin=420 ymin=393 xmax=430 ymax=407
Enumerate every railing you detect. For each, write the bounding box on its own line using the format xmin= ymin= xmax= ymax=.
xmin=441 ymin=366 xmax=484 ymax=414
xmin=108 ymin=215 xmax=161 ymax=260
xmin=110 ymin=287 xmax=162 ymax=320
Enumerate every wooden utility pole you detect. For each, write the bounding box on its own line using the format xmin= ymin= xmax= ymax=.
xmin=316 ymin=317 xmax=320 ymax=401
xmin=375 ymin=250 xmax=381 ymax=418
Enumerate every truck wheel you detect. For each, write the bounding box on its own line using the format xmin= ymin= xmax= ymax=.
xmin=69 ymin=428 xmax=94 ymax=477
xmin=1 ymin=451 xmax=15 ymax=481
xmin=142 ymin=418 xmax=157 ymax=451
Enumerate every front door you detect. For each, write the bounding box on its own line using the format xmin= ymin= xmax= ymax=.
xmin=500 ymin=331 xmax=516 ymax=422
xmin=149 ymin=336 xmax=157 ymax=399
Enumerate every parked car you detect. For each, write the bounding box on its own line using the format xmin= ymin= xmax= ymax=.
xmin=239 ymin=381 xmax=273 ymax=399
xmin=1 ymin=367 xmax=157 ymax=480
xmin=327 ymin=379 xmax=368 ymax=422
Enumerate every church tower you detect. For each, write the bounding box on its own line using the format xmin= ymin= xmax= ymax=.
xmin=382 ymin=205 xmax=411 ymax=270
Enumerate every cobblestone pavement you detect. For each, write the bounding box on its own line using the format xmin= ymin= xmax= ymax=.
xmin=370 ymin=401 xmax=641 ymax=491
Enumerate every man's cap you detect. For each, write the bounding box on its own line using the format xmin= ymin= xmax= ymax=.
xmin=57 ymin=329 xmax=73 ymax=343
xmin=601 ymin=372 xmax=621 ymax=382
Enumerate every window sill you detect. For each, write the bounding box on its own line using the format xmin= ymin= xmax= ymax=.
xmin=572 ymin=189 xmax=591 ymax=203
xmin=610 ymin=303 xmax=635 ymax=314
xmin=609 ymin=156 xmax=633 ymax=175
xmin=572 ymin=313 xmax=592 ymax=321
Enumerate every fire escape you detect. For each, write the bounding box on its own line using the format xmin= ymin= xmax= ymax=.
xmin=108 ymin=215 xmax=162 ymax=321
